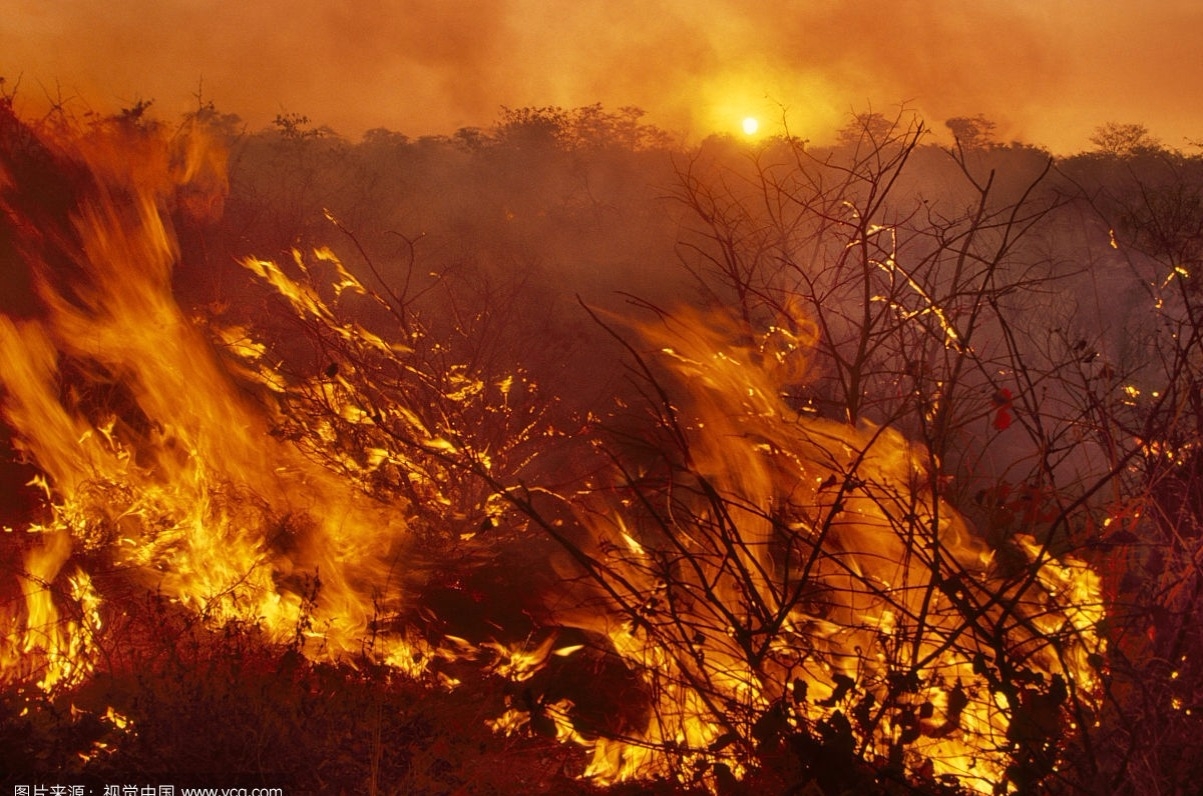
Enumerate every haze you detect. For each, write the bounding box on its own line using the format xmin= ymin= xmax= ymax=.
xmin=3 ymin=1 xmax=1201 ymax=152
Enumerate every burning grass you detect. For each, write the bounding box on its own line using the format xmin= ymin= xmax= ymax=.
xmin=1 ymin=98 xmax=1201 ymax=793
xmin=0 ymin=591 xmax=634 ymax=795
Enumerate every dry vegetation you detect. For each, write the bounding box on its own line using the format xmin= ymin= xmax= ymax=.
xmin=2 ymin=89 xmax=1203 ymax=794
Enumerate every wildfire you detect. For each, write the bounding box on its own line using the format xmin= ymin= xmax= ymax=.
xmin=0 ymin=110 xmax=426 ymax=694
xmin=548 ymin=306 xmax=1104 ymax=791
xmin=0 ymin=105 xmax=1104 ymax=793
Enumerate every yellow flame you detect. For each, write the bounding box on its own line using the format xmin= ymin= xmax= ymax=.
xmin=550 ymin=305 xmax=1102 ymax=792
xmin=5 ymin=530 xmax=102 ymax=692
xmin=0 ymin=112 xmax=1104 ymax=795
xmin=0 ymin=117 xmax=423 ymax=696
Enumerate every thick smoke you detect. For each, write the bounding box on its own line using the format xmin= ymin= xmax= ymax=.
xmin=3 ymin=2 xmax=1202 ymax=151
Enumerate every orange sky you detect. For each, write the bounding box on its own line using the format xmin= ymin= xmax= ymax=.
xmin=2 ymin=0 xmax=1201 ymax=152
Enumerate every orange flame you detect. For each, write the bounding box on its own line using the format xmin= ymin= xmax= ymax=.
xmin=549 ymin=306 xmax=1103 ymax=791
xmin=0 ymin=109 xmax=1103 ymax=794
xmin=0 ymin=115 xmax=428 ymax=697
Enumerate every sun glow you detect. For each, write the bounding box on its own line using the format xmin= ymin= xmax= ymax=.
xmin=741 ymin=116 xmax=759 ymax=136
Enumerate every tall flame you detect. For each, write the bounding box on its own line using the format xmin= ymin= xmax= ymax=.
xmin=0 ymin=113 xmax=422 ymax=696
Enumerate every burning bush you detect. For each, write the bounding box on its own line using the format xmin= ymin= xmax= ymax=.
xmin=0 ymin=98 xmax=1199 ymax=794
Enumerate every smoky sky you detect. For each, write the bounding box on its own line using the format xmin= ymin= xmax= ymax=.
xmin=2 ymin=0 xmax=1200 ymax=152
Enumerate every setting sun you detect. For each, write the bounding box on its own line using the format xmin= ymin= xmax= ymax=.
xmin=742 ymin=116 xmax=759 ymax=135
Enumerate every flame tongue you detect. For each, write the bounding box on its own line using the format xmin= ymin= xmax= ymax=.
xmin=0 ymin=112 xmax=419 ymax=695
xmin=1 ymin=528 xmax=100 ymax=692
xmin=543 ymin=305 xmax=1103 ymax=791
